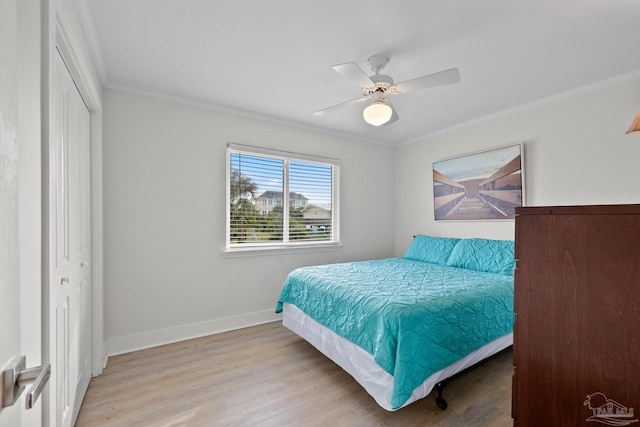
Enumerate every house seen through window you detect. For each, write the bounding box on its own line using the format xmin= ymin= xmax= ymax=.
xmin=227 ymin=144 xmax=340 ymax=249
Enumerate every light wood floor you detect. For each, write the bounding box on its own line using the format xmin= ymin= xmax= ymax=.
xmin=76 ymin=322 xmax=514 ymax=427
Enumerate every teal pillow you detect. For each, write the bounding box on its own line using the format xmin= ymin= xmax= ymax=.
xmin=446 ymin=238 xmax=515 ymax=275
xmin=403 ymin=235 xmax=461 ymax=265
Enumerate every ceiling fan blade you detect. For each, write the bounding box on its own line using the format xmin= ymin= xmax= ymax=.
xmin=332 ymin=62 xmax=375 ymax=88
xmin=313 ymin=96 xmax=369 ymax=116
xmin=392 ymin=68 xmax=460 ymax=94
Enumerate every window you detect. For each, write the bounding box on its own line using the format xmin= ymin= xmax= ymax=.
xmin=226 ymin=144 xmax=340 ymax=250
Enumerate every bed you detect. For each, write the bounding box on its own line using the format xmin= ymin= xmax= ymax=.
xmin=275 ymin=235 xmax=515 ymax=411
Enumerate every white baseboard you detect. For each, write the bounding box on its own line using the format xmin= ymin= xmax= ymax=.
xmin=105 ymin=309 xmax=283 ymax=357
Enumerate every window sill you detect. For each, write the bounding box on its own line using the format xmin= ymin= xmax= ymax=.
xmin=223 ymin=242 xmax=343 ymax=257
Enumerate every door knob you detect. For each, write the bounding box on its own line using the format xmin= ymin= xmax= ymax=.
xmin=1 ymin=356 xmax=51 ymax=409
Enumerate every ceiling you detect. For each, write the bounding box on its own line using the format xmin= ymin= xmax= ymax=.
xmin=80 ymin=0 xmax=640 ymax=146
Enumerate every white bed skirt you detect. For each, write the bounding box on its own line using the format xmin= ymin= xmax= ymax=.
xmin=282 ymin=302 xmax=513 ymax=411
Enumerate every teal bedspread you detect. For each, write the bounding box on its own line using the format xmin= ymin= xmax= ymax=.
xmin=275 ymin=258 xmax=514 ymax=410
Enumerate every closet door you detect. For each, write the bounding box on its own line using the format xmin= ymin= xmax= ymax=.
xmin=50 ymin=49 xmax=92 ymax=427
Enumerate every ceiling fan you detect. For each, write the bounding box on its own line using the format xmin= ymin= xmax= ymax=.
xmin=314 ymin=54 xmax=460 ymax=127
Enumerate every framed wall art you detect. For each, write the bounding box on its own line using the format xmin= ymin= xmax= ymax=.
xmin=433 ymin=144 xmax=525 ymax=220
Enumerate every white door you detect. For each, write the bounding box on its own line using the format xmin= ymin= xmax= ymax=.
xmin=0 ymin=0 xmax=23 ymax=424
xmin=2 ymin=4 xmax=93 ymax=426
xmin=1 ymin=1 xmax=45 ymax=425
xmin=50 ymin=49 xmax=92 ymax=427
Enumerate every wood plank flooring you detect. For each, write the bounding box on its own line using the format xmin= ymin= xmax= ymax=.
xmin=76 ymin=322 xmax=513 ymax=427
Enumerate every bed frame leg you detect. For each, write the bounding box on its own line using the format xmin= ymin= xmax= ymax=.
xmin=435 ymin=381 xmax=448 ymax=410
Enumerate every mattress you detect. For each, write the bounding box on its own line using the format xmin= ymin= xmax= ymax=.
xmin=283 ymin=302 xmax=513 ymax=411
xmin=276 ymin=257 xmax=514 ymax=410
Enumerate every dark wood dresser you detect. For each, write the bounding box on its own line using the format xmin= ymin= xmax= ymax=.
xmin=512 ymin=204 xmax=640 ymax=426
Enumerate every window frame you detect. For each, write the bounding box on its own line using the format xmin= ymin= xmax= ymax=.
xmin=225 ymin=144 xmax=341 ymax=254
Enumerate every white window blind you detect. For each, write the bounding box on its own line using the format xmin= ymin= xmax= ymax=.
xmin=226 ymin=144 xmax=340 ymax=250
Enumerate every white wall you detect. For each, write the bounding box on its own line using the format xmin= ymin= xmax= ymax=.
xmin=104 ymin=74 xmax=640 ymax=355
xmin=103 ymin=89 xmax=395 ymax=355
xmin=394 ymin=75 xmax=640 ymax=254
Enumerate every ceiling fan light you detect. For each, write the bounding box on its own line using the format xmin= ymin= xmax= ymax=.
xmin=626 ymin=108 xmax=640 ymax=134
xmin=363 ymin=101 xmax=393 ymax=126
